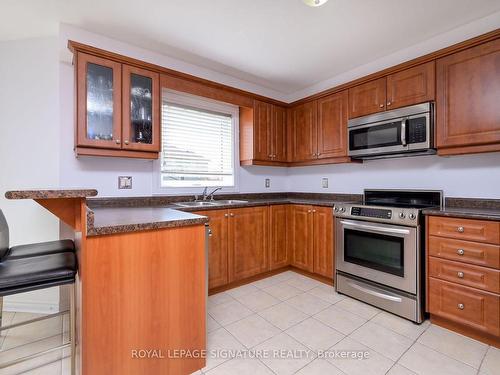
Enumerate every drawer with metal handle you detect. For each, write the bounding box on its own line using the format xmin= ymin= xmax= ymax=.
xmin=429 ymin=257 xmax=500 ymax=293
xmin=428 ymin=277 xmax=500 ymax=336
xmin=428 ymin=236 xmax=500 ymax=269
xmin=428 ymin=216 xmax=500 ymax=244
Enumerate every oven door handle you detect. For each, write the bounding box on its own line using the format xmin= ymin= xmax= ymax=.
xmin=346 ymin=279 xmax=403 ymax=303
xmin=339 ymin=220 xmax=411 ymax=235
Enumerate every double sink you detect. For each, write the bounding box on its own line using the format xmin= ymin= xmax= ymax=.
xmin=174 ymin=199 xmax=248 ymax=208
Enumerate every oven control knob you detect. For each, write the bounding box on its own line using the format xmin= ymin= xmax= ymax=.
xmin=399 ymin=212 xmax=406 ymax=219
xmin=334 ymin=207 xmax=339 ymax=213
xmin=339 ymin=207 xmax=346 ymax=213
xmin=409 ymin=213 xmax=416 ymax=220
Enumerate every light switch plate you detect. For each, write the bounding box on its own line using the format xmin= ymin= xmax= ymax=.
xmin=265 ymin=178 xmax=271 ymax=188
xmin=118 ymin=176 xmax=133 ymax=189
xmin=322 ymin=178 xmax=329 ymax=188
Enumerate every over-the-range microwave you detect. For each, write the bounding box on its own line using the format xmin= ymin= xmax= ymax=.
xmin=348 ymin=102 xmax=435 ymax=160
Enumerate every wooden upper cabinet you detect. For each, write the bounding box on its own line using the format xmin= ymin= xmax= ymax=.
xmin=386 ymin=61 xmax=435 ymax=110
xmin=289 ymin=205 xmax=314 ymax=272
xmin=122 ymin=65 xmax=161 ymax=153
xmin=436 ymin=38 xmax=500 ymax=154
xmin=348 ymin=77 xmax=386 ymax=119
xmin=317 ymin=91 xmax=348 ymax=159
xmin=253 ymin=100 xmax=273 ymax=160
xmin=228 ymin=206 xmax=269 ymax=282
xmin=196 ymin=210 xmax=228 ymax=289
xmin=269 ymin=205 xmax=288 ymax=270
xmin=289 ymin=101 xmax=317 ymax=161
xmin=313 ymin=207 xmax=334 ymax=278
xmin=272 ymin=105 xmax=287 ymax=162
xmin=77 ymin=52 xmax=122 ymax=149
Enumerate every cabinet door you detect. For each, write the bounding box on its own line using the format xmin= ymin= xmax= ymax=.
xmin=317 ymin=91 xmax=348 ymax=159
xmin=254 ymin=100 xmax=273 ymax=160
xmin=386 ymin=62 xmax=435 ymax=110
xmin=348 ymin=78 xmax=386 ymax=119
xmin=289 ymin=102 xmax=317 ymax=161
xmin=289 ymin=205 xmax=314 ymax=272
xmin=77 ymin=52 xmax=122 ymax=148
xmin=196 ymin=210 xmax=229 ymax=289
xmin=228 ymin=206 xmax=269 ymax=282
xmin=436 ymin=39 xmax=500 ymax=151
xmin=269 ymin=205 xmax=288 ymax=270
xmin=313 ymin=207 xmax=334 ymax=278
xmin=122 ymin=65 xmax=160 ymax=152
xmin=272 ymin=105 xmax=288 ymax=162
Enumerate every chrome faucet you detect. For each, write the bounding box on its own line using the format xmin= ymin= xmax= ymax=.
xmin=200 ymin=186 xmax=209 ymax=201
xmin=206 ymin=187 xmax=223 ymax=201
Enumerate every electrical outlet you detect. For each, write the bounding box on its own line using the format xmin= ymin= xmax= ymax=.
xmin=322 ymin=178 xmax=329 ymax=188
xmin=118 ymin=176 xmax=132 ymax=189
xmin=265 ymin=178 xmax=271 ymax=188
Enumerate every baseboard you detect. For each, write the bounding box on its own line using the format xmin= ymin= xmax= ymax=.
xmin=3 ymin=300 xmax=60 ymax=314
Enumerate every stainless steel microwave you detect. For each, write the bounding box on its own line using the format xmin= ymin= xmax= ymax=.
xmin=348 ymin=102 xmax=435 ymax=159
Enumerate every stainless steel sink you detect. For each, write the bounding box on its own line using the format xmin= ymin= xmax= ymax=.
xmin=213 ymin=200 xmax=248 ymax=205
xmin=174 ymin=201 xmax=219 ymax=207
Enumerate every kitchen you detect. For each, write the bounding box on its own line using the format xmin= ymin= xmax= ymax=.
xmin=0 ymin=1 xmax=499 ymax=374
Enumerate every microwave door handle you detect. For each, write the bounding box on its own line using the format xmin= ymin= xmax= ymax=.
xmin=401 ymin=118 xmax=407 ymax=146
xmin=339 ymin=220 xmax=411 ymax=235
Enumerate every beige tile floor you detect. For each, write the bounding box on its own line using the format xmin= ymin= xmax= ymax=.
xmin=1 ymin=270 xmax=499 ymax=374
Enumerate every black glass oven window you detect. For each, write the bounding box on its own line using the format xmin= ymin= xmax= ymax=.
xmin=344 ymin=229 xmax=404 ymax=277
xmin=350 ymin=121 xmax=402 ymax=150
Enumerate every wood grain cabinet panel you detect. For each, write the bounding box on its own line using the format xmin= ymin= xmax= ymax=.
xmin=428 ymin=216 xmax=500 ymax=244
xmin=436 ymin=38 xmax=500 ymax=154
xmin=272 ymin=105 xmax=288 ymax=162
xmin=289 ymin=205 xmax=314 ymax=272
xmin=228 ymin=206 xmax=269 ymax=282
xmin=317 ymin=91 xmax=348 ymax=159
xmin=254 ymin=100 xmax=273 ymax=160
xmin=429 ymin=257 xmax=500 ymax=293
xmin=196 ymin=210 xmax=229 ymax=289
xmin=269 ymin=205 xmax=288 ymax=270
xmin=428 ymin=236 xmax=500 ymax=269
xmin=289 ymin=101 xmax=317 ymax=161
xmin=313 ymin=207 xmax=334 ymax=278
xmin=386 ymin=61 xmax=435 ymax=109
xmin=429 ymin=277 xmax=500 ymax=336
xmin=348 ymin=78 xmax=386 ymax=119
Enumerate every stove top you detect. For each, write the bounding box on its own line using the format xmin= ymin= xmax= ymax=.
xmin=334 ymin=189 xmax=443 ymax=226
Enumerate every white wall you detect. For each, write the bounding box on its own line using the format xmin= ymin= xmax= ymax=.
xmin=287 ymin=153 xmax=500 ymax=198
xmin=0 ymin=37 xmax=61 ymax=312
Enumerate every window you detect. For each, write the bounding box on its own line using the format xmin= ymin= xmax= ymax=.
xmin=159 ymin=90 xmax=237 ymax=189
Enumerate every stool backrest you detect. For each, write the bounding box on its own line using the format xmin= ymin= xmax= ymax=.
xmin=0 ymin=209 xmax=9 ymax=261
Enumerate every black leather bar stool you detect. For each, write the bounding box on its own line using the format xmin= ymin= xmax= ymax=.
xmin=0 ymin=210 xmax=77 ymax=374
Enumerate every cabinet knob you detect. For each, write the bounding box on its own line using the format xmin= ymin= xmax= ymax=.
xmin=115 ymin=139 xmax=121 ymax=144
xmin=230 ymin=213 xmax=235 ymax=217
xmin=457 ymin=226 xmax=465 ymax=233
xmin=457 ymin=303 xmax=465 ymax=310
xmin=224 ymin=213 xmax=229 ymax=218
xmin=379 ymin=104 xmax=384 ymax=108
xmin=457 ymin=249 xmax=465 ymax=256
xmin=312 ymin=209 xmax=316 ymax=213
xmin=124 ymin=140 xmax=129 ymax=145
xmin=457 ymin=271 xmax=464 ymax=278
xmin=387 ymin=101 xmax=392 ymax=106
xmin=208 ymin=229 xmax=213 ymax=237
xmin=307 ymin=210 xmax=312 ymax=213
xmin=268 ymin=154 xmax=272 ymax=158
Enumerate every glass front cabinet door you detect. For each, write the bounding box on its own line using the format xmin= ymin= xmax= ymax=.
xmin=77 ymin=53 xmax=122 ymax=149
xmin=122 ymin=65 xmax=160 ymax=152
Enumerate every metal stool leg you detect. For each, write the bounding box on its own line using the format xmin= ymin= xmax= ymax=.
xmin=70 ymin=284 xmax=76 ymax=375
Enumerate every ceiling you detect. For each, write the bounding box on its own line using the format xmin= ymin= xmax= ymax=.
xmin=2 ymin=0 xmax=500 ymax=98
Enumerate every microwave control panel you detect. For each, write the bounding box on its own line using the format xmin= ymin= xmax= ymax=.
xmin=408 ymin=117 xmax=427 ymax=144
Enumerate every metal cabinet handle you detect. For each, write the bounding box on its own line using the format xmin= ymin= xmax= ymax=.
xmin=457 ymin=226 xmax=465 ymax=233
xmin=387 ymin=101 xmax=392 ymax=106
xmin=458 ymin=303 xmax=465 ymax=310
xmin=457 ymin=271 xmax=464 ymax=278
xmin=379 ymin=104 xmax=384 ymax=108
xmin=115 ymin=139 xmax=121 ymax=144
xmin=457 ymin=249 xmax=465 ymax=255
xmin=124 ymin=140 xmax=129 ymax=145
xmin=208 ymin=229 xmax=213 ymax=237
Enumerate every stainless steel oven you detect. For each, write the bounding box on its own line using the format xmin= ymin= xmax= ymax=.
xmin=336 ymin=218 xmax=418 ymax=294
xmin=348 ymin=102 xmax=434 ymax=159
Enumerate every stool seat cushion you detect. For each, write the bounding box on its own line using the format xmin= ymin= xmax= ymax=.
xmin=0 ymin=253 xmax=76 ymax=296
xmin=7 ymin=239 xmax=75 ymax=260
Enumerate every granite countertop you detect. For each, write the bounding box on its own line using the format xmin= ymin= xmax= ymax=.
xmin=5 ymin=189 xmax=98 ymax=200
xmin=422 ymin=197 xmax=500 ymax=221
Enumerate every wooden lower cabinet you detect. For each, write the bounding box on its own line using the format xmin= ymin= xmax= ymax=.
xmin=289 ymin=205 xmax=314 ymax=272
xmin=269 ymin=205 xmax=288 ymax=270
xmin=313 ymin=206 xmax=334 ymax=278
xmin=228 ymin=206 xmax=269 ymax=282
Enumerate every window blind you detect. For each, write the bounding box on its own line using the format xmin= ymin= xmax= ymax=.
xmin=161 ymin=101 xmax=234 ymax=187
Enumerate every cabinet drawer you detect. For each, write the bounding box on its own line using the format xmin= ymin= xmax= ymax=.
xmin=428 ymin=236 xmax=500 ymax=269
xmin=428 ymin=216 xmax=500 ymax=244
xmin=428 ymin=278 xmax=500 ymax=336
xmin=429 ymin=257 xmax=500 ymax=293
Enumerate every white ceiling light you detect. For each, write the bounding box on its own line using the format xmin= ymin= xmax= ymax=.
xmin=303 ymin=0 xmax=329 ymax=7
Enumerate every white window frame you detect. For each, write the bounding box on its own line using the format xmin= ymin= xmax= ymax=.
xmin=153 ymin=89 xmax=240 ymax=195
